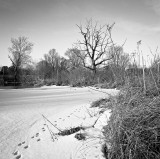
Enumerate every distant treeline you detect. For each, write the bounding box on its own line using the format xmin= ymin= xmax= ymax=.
xmin=1 ymin=64 xmax=158 ymax=87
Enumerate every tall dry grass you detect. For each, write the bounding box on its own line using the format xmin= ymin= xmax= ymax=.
xmin=102 ymin=50 xmax=160 ymax=159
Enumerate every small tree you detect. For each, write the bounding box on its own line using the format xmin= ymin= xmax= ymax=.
xmin=75 ymin=19 xmax=115 ymax=76
xmin=8 ymin=36 xmax=33 ymax=84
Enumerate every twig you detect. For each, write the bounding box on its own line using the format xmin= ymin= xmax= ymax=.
xmin=42 ymin=114 xmax=62 ymax=132
xmin=42 ymin=115 xmax=55 ymax=141
xmin=87 ymin=86 xmax=114 ymax=96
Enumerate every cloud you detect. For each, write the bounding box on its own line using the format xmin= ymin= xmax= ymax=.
xmin=145 ymin=0 xmax=160 ymax=16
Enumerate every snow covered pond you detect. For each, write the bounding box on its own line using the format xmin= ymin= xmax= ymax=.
xmin=0 ymin=86 xmax=118 ymax=159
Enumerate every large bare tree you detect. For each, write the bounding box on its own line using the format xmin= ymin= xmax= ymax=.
xmin=75 ymin=19 xmax=115 ymax=75
xmin=8 ymin=36 xmax=33 ymax=83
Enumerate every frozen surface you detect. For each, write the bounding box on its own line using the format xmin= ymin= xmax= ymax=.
xmin=0 ymin=86 xmax=119 ymax=159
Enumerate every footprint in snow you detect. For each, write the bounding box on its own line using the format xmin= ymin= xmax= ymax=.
xmin=22 ymin=141 xmax=25 ymax=144
xmin=37 ymin=138 xmax=41 ymax=142
xmin=31 ymin=136 xmax=34 ymax=139
xmin=13 ymin=150 xmax=19 ymax=155
xmin=18 ymin=143 xmax=22 ymax=146
xmin=24 ymin=145 xmax=29 ymax=149
xmin=36 ymin=133 xmax=39 ymax=137
xmin=15 ymin=154 xmax=22 ymax=159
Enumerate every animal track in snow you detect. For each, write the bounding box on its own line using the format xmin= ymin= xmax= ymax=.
xmin=13 ymin=150 xmax=19 ymax=155
xmin=18 ymin=143 xmax=22 ymax=146
xmin=22 ymin=141 xmax=25 ymax=144
xmin=15 ymin=154 xmax=22 ymax=159
xmin=42 ymin=129 xmax=46 ymax=132
xmin=36 ymin=133 xmax=39 ymax=137
xmin=37 ymin=138 xmax=41 ymax=142
xmin=24 ymin=145 xmax=29 ymax=149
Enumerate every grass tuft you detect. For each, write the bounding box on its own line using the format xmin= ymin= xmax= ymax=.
xmin=91 ymin=98 xmax=111 ymax=108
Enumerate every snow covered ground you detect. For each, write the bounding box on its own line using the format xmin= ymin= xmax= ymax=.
xmin=0 ymin=86 xmax=119 ymax=159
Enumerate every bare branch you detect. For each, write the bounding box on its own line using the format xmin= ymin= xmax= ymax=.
xmin=75 ymin=19 xmax=116 ymax=75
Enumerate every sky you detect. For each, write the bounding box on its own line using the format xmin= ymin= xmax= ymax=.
xmin=0 ymin=0 xmax=160 ymax=66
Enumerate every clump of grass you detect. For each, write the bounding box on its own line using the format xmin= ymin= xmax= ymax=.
xmin=75 ymin=133 xmax=86 ymax=140
xmin=91 ymin=98 xmax=111 ymax=108
xmin=102 ymin=84 xmax=160 ymax=159
xmin=57 ymin=126 xmax=84 ymax=136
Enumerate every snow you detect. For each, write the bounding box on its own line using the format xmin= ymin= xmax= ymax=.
xmin=0 ymin=86 xmax=119 ymax=159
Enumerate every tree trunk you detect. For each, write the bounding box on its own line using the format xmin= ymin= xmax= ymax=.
xmin=92 ymin=65 xmax=97 ymax=83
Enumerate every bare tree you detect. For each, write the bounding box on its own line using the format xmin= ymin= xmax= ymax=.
xmin=65 ymin=48 xmax=83 ymax=70
xmin=43 ymin=50 xmax=69 ymax=84
xmin=109 ymin=46 xmax=130 ymax=69
xmin=44 ymin=49 xmax=59 ymax=79
xmin=75 ymin=19 xmax=115 ymax=76
xmin=56 ymin=57 xmax=70 ymax=85
xmin=36 ymin=60 xmax=51 ymax=80
xmin=109 ymin=46 xmax=130 ymax=83
xmin=8 ymin=36 xmax=33 ymax=84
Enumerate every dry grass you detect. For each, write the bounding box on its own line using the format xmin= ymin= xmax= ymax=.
xmin=91 ymin=98 xmax=112 ymax=108
xmin=100 ymin=51 xmax=160 ymax=159
xmin=102 ymin=83 xmax=160 ymax=159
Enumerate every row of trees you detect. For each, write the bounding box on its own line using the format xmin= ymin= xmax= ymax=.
xmin=1 ymin=20 xmax=131 ymax=87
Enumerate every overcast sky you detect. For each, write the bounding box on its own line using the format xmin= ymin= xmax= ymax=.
xmin=0 ymin=0 xmax=160 ymax=66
